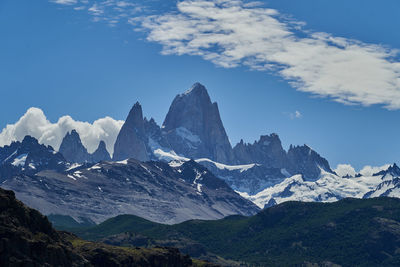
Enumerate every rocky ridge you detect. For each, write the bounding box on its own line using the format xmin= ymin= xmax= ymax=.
xmin=1 ymin=153 xmax=259 ymax=224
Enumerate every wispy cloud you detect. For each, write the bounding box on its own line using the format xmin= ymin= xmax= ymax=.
xmin=284 ymin=110 xmax=302 ymax=119
xmin=51 ymin=0 xmax=78 ymax=5
xmin=142 ymin=0 xmax=400 ymax=109
xmin=50 ymin=0 xmax=144 ymax=26
xmin=48 ymin=0 xmax=400 ymax=110
xmin=290 ymin=110 xmax=302 ymax=119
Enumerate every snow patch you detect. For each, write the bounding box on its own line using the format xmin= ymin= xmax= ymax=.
xmin=66 ymin=163 xmax=82 ymax=171
xmin=175 ymin=127 xmax=201 ymax=144
xmin=3 ymin=150 xmax=18 ymax=163
xmin=195 ymin=158 xmax=257 ymax=173
xmin=88 ymin=164 xmax=101 ymax=170
xmin=12 ymin=154 xmax=27 ymax=167
xmin=28 ymin=163 xmax=36 ymax=169
xmin=116 ymin=159 xmax=129 ymax=165
xmin=67 ymin=174 xmax=77 ymax=181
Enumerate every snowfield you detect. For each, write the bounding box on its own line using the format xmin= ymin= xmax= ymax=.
xmin=238 ymin=166 xmax=400 ymax=208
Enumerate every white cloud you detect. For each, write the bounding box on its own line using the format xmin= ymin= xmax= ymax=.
xmin=50 ymin=0 xmax=144 ymax=25
xmin=0 ymin=107 xmax=123 ymax=155
xmin=142 ymin=0 xmax=400 ymax=109
xmin=288 ymin=110 xmax=302 ymax=119
xmin=88 ymin=3 xmax=104 ymax=16
xmin=359 ymin=164 xmax=391 ymax=176
xmin=334 ymin=164 xmax=356 ymax=177
xmin=51 ymin=0 xmax=77 ymax=5
xmin=335 ymin=163 xmax=391 ymax=177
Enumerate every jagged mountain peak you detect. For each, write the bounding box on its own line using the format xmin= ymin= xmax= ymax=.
xmin=21 ymin=135 xmax=39 ymax=146
xmin=0 ymin=135 xmax=67 ymax=180
xmin=373 ymin=163 xmax=400 ymax=177
xmin=162 ymin=83 xmax=234 ymax=164
xmin=181 ymin=82 xmax=209 ymax=97
xmin=287 ymin=144 xmax=334 ymax=180
xmin=125 ymin=101 xmax=144 ymax=127
xmin=59 ymin=129 xmax=91 ymax=163
xmin=113 ymin=102 xmax=149 ymax=162
xmin=233 ymin=133 xmax=287 ymax=168
xmin=91 ymin=140 xmax=111 ymax=162
xmin=256 ymin=133 xmax=282 ymax=146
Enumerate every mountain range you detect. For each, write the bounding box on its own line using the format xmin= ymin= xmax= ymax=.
xmin=1 ymin=82 xmax=400 ymax=224
xmin=0 ymin=140 xmax=258 ymax=223
xmin=51 ymin=82 xmax=333 ymax=194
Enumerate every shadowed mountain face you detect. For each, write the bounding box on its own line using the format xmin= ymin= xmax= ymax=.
xmin=0 ymin=135 xmax=66 ymax=181
xmin=1 ymin=154 xmax=259 ymax=224
xmin=59 ymin=130 xmax=92 ymax=163
xmin=233 ymin=134 xmax=287 ymax=168
xmin=59 ymin=130 xmax=111 ymax=163
xmin=286 ymin=144 xmax=334 ymax=180
xmin=162 ymin=83 xmax=234 ymax=164
xmin=91 ymin=140 xmax=111 ymax=162
xmin=113 ymin=102 xmax=149 ymax=162
xmin=0 ymin=187 xmax=216 ymax=267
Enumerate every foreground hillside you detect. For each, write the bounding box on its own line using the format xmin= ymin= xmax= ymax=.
xmin=0 ymin=187 xmax=216 ymax=267
xmin=70 ymin=197 xmax=400 ymax=266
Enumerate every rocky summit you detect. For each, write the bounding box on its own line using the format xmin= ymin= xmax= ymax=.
xmin=59 ymin=129 xmax=92 ymax=163
xmin=0 ymin=135 xmax=66 ymax=181
xmin=113 ymin=102 xmax=149 ymax=162
xmin=59 ymin=130 xmax=111 ymax=164
xmin=162 ymin=83 xmax=234 ymax=164
xmin=91 ymin=140 xmax=111 ymax=162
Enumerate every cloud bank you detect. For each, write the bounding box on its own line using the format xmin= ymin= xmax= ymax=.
xmin=334 ymin=163 xmax=391 ymax=177
xmin=0 ymin=107 xmax=123 ymax=155
xmin=142 ymin=0 xmax=400 ymax=109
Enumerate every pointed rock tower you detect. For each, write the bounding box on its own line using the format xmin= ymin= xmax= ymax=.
xmin=91 ymin=140 xmax=111 ymax=162
xmin=59 ymin=130 xmax=91 ymax=163
xmin=286 ymin=144 xmax=333 ymax=180
xmin=113 ymin=102 xmax=149 ymax=161
xmin=162 ymin=82 xmax=234 ymax=163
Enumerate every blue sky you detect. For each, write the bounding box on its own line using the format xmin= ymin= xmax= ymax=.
xmin=1 ymin=0 xmax=400 ymax=170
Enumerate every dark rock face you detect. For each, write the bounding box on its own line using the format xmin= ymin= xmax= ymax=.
xmin=0 ymin=135 xmax=66 ymax=181
xmin=59 ymin=130 xmax=92 ymax=163
xmin=374 ymin=163 xmax=400 ymax=178
xmin=59 ymin=131 xmax=111 ymax=164
xmin=227 ymin=134 xmax=334 ymax=188
xmin=162 ymin=83 xmax=234 ymax=164
xmin=0 ymin=187 xmax=86 ymax=266
xmin=144 ymin=117 xmax=171 ymax=153
xmin=91 ymin=140 xmax=111 ymax=162
xmin=113 ymin=102 xmax=149 ymax=162
xmin=233 ymin=134 xmax=287 ymax=168
xmin=287 ymin=145 xmax=334 ymax=180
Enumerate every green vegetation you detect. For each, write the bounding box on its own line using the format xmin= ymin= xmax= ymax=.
xmin=47 ymin=214 xmax=95 ymax=231
xmin=70 ymin=197 xmax=400 ymax=266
